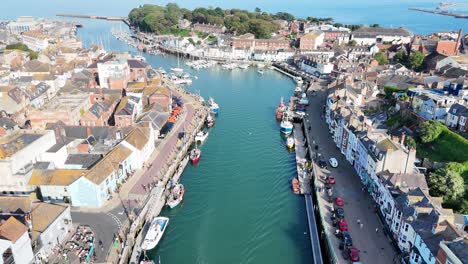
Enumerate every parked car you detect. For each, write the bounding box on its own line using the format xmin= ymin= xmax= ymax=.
xmin=335 ymin=197 xmax=344 ymax=207
xmin=339 ymin=220 xmax=348 ymax=231
xmin=348 ymin=247 xmax=360 ymax=262
xmin=329 ymin=157 xmax=338 ymax=168
xmin=339 ymin=231 xmax=353 ymax=250
xmin=319 ymin=159 xmax=327 ymax=168
xmin=336 ymin=207 xmax=345 ymax=219
xmin=327 ymin=176 xmax=336 ymax=184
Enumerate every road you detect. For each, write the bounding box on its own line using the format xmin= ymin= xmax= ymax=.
xmin=305 ymin=89 xmax=397 ymax=263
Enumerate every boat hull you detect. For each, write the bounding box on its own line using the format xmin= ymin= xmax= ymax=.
xmin=280 ymin=126 xmax=293 ymax=135
xmin=141 ymin=217 xmax=169 ymax=251
xmin=191 ymin=156 xmax=200 ymax=164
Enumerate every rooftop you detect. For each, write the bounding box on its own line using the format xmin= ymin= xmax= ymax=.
xmin=444 ymin=238 xmax=468 ymax=263
xmin=29 ymin=169 xmax=87 ymax=186
xmin=0 ymin=130 xmax=46 ymax=159
xmin=30 ymin=203 xmax=68 ymax=241
xmin=352 ymin=27 xmax=412 ymax=38
xmin=0 ymin=216 xmax=28 ymax=243
xmin=64 ymin=154 xmax=102 ymax=169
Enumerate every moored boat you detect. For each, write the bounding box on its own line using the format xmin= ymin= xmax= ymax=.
xmin=141 ymin=217 xmax=169 ymax=251
xmin=275 ymin=97 xmax=286 ymax=120
xmin=292 ymin=178 xmax=300 ymax=194
xmin=190 ymin=148 xmax=201 ymax=164
xmin=286 ymin=137 xmax=295 ymax=149
xmin=257 ymin=69 xmax=264 ymax=75
xmin=206 ymin=113 xmax=215 ymax=127
xmin=166 ymin=184 xmax=185 ymax=209
xmin=171 ymin=67 xmax=183 ymax=73
xmin=280 ymin=112 xmax=293 ymax=135
xmin=195 ymin=131 xmax=209 ymax=143
xmin=208 ymin=97 xmax=219 ymax=115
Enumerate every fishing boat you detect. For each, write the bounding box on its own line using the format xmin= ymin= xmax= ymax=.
xmin=190 ymin=147 xmax=201 ymax=164
xmin=208 ymin=97 xmax=219 ymax=115
xmin=166 ymin=184 xmax=185 ymax=209
xmin=286 ymin=137 xmax=295 ymax=149
xmin=275 ymin=97 xmax=286 ymax=120
xmin=292 ymin=178 xmax=300 ymax=194
xmin=195 ymin=131 xmax=209 ymax=143
xmin=280 ymin=112 xmax=293 ymax=135
xmin=294 ymin=86 xmax=302 ymax=94
xmin=141 ymin=217 xmax=169 ymax=251
xmin=206 ymin=113 xmax=215 ymax=128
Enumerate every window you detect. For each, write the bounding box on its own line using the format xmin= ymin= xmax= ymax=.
xmin=404 ymin=224 xmax=409 ymax=232
xmin=413 ymin=254 xmax=420 ymax=263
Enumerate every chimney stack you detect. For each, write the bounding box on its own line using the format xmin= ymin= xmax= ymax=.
xmin=400 ymin=133 xmax=406 ymax=145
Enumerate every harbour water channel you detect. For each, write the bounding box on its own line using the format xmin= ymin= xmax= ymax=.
xmin=80 ymin=20 xmax=313 ymax=264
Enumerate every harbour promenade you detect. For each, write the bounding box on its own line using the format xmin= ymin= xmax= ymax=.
xmin=293 ymin=124 xmax=323 ymax=264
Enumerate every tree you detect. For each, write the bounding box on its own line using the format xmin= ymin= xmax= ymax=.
xmin=419 ymin=120 xmax=444 ymax=143
xmin=370 ymin=24 xmax=380 ymax=28
xmin=428 ymin=168 xmax=465 ymax=200
xmin=404 ymin=136 xmax=416 ymax=149
xmin=348 ymin=40 xmax=357 ymax=47
xmin=374 ymin=51 xmax=389 ymax=65
xmin=409 ymin=51 xmax=425 ymax=71
xmin=254 ymin=7 xmax=261 ymax=13
xmin=393 ymin=50 xmax=408 ymax=65
xmin=273 ymin=12 xmax=295 ymax=21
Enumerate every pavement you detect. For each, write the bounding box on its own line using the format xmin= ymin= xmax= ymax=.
xmin=305 ymin=88 xmax=397 ymax=264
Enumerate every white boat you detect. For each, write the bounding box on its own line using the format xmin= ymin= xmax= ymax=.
xmin=294 ymin=76 xmax=303 ymax=84
xmin=208 ymin=97 xmax=219 ymax=115
xmin=238 ymin=64 xmax=249 ymax=69
xmin=141 ymin=217 xmax=169 ymax=251
xmin=195 ymin=131 xmax=209 ymax=143
xmin=286 ymin=137 xmax=295 ymax=149
xmin=294 ymin=86 xmax=302 ymax=94
xmin=171 ymin=67 xmax=183 ymax=73
xmin=257 ymin=63 xmax=266 ymax=68
xmin=257 ymin=70 xmax=264 ymax=75
xmin=166 ymin=184 xmax=185 ymax=209
xmin=134 ymin=55 xmax=146 ymax=62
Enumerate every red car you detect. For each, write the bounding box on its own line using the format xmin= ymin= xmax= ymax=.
xmin=348 ymin=247 xmax=360 ymax=262
xmin=335 ymin=197 xmax=344 ymax=207
xmin=339 ymin=220 xmax=348 ymax=231
xmin=327 ymin=176 xmax=336 ymax=184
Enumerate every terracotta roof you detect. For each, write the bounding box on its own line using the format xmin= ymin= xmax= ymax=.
xmin=436 ymin=40 xmax=458 ymax=56
xmin=31 ymin=203 xmax=68 ymax=241
xmin=29 ymin=169 xmax=87 ymax=186
xmin=124 ymin=125 xmax=150 ymax=150
xmin=84 ymin=144 xmax=132 ymax=184
xmin=0 ymin=216 xmax=28 ymax=243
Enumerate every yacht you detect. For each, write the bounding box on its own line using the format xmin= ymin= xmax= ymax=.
xmin=141 ymin=217 xmax=169 ymax=251
xmin=195 ymin=131 xmax=209 ymax=144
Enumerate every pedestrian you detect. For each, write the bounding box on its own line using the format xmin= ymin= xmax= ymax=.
xmin=357 ymin=219 xmax=361 ymax=225
xmin=360 ymin=223 xmax=363 ymax=229
xmin=375 ymin=228 xmax=379 ymax=233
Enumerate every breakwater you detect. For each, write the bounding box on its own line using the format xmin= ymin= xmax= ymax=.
xmin=409 ymin=8 xmax=468 ymax=19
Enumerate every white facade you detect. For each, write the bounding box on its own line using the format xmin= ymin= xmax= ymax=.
xmin=0 ymin=130 xmax=56 ymax=192
xmin=34 ymin=206 xmax=73 ymax=263
xmin=300 ymin=59 xmax=334 ymax=75
xmin=97 ymin=60 xmax=130 ymax=89
xmin=0 ymin=232 xmax=34 ymax=264
xmin=21 ymin=34 xmax=50 ymax=52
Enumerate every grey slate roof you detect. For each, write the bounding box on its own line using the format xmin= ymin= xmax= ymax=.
xmin=448 ymin=103 xmax=468 ymax=117
xmin=65 ymin=154 xmax=102 ymax=169
xmin=352 ymin=27 xmax=412 ymax=38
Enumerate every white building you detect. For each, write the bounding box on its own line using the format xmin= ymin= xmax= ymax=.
xmin=300 ymin=56 xmax=334 ymax=75
xmin=21 ymin=31 xmax=50 ymax=52
xmin=7 ymin=16 xmax=40 ymax=34
xmin=97 ymin=60 xmax=130 ymax=89
xmin=0 ymin=217 xmax=34 ymax=264
xmin=31 ymin=203 xmax=73 ymax=263
xmin=0 ymin=130 xmax=56 ymax=193
xmin=351 ymin=27 xmax=412 ymax=46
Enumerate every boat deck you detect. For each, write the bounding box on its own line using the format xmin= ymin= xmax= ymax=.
xmin=294 ymin=124 xmax=311 ymax=194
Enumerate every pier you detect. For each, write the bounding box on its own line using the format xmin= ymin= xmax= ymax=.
xmin=57 ymin=13 xmax=130 ymax=25
xmin=409 ymin=8 xmax=468 ymax=19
